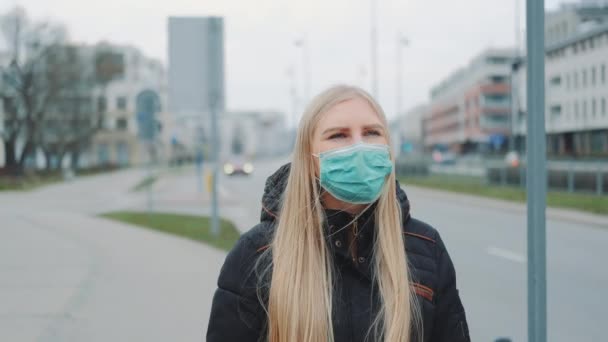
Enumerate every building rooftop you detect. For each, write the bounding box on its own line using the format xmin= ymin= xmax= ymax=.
xmin=546 ymin=21 xmax=608 ymax=52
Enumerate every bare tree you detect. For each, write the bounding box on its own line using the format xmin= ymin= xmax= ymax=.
xmin=37 ymin=45 xmax=100 ymax=170
xmin=0 ymin=6 xmax=68 ymax=174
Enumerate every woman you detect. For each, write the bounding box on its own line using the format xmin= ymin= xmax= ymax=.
xmin=207 ymin=85 xmax=469 ymax=342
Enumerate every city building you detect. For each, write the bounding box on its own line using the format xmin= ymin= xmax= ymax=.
xmin=88 ymin=43 xmax=168 ymax=167
xmin=546 ymin=1 xmax=608 ymax=46
xmin=515 ymin=20 xmax=608 ymax=156
xmin=167 ymin=17 xmax=225 ymax=152
xmin=422 ymin=48 xmax=516 ymax=154
xmin=390 ymin=104 xmax=428 ymax=157
xmin=220 ymin=111 xmax=289 ymax=160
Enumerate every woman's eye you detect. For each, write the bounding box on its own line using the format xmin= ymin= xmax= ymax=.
xmin=329 ymin=133 xmax=347 ymax=139
xmin=365 ymin=130 xmax=382 ymax=136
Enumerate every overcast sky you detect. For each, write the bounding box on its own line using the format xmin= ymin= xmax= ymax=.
xmin=2 ymin=0 xmax=570 ymax=123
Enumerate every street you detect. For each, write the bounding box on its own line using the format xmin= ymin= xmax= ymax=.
xmin=1 ymin=159 xmax=607 ymax=341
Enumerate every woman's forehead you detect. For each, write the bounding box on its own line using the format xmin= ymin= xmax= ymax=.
xmin=317 ymin=97 xmax=383 ymax=129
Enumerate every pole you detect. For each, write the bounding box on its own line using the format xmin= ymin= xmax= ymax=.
xmin=295 ymin=37 xmax=310 ymax=107
xmin=210 ymin=97 xmax=220 ymax=237
xmin=396 ymin=34 xmax=402 ymax=118
xmin=395 ymin=34 xmax=409 ymax=117
xmin=526 ymin=1 xmax=547 ymax=341
xmin=303 ymin=37 xmax=311 ymax=104
xmin=510 ymin=65 xmax=518 ymax=152
xmin=510 ymin=0 xmax=521 ymax=152
xmin=208 ymin=17 xmax=223 ymax=237
xmin=287 ymin=66 xmax=298 ymax=128
xmin=370 ymin=0 xmax=378 ymax=98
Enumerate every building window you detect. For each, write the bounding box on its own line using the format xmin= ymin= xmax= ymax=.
xmin=487 ymin=57 xmax=509 ymax=64
xmin=582 ymin=69 xmax=587 ymax=87
xmin=592 ymin=66 xmax=597 ymax=86
xmin=550 ymin=105 xmax=562 ymax=121
xmin=574 ymin=101 xmax=579 ymax=117
xmin=574 ymin=71 xmax=579 ymax=89
xmin=583 ymin=100 xmax=587 ymax=117
xmin=97 ymin=96 xmax=107 ymax=114
xmin=116 ymin=118 xmax=128 ymax=131
xmin=566 ymin=74 xmax=571 ymax=89
xmin=116 ymin=96 xmax=127 ymax=110
xmin=592 ymin=98 xmax=597 ymax=117
xmin=590 ymin=131 xmax=604 ymax=153
xmin=549 ymin=75 xmax=561 ymax=86
xmin=602 ymin=98 xmax=607 ymax=116
xmin=602 ymin=64 xmax=606 ymax=84
xmin=490 ymin=75 xmax=506 ymax=83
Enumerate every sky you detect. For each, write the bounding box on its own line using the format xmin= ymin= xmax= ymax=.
xmin=2 ymin=0 xmax=569 ymax=124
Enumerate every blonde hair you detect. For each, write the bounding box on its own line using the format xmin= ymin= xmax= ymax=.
xmin=262 ymin=85 xmax=421 ymax=342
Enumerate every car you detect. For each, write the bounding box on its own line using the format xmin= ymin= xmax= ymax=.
xmin=505 ymin=151 xmax=520 ymax=168
xmin=432 ymin=150 xmax=457 ymax=165
xmin=223 ymin=158 xmax=254 ymax=176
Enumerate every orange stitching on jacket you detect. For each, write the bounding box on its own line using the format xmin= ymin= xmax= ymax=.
xmin=256 ymin=245 xmax=271 ymax=253
xmin=262 ymin=204 xmax=277 ymax=218
xmin=404 ymin=232 xmax=436 ymax=244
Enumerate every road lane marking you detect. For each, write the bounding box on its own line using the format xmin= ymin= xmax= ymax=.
xmin=486 ymin=246 xmax=526 ymax=263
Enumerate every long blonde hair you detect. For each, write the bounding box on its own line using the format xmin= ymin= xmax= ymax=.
xmin=263 ymin=85 xmax=421 ymax=342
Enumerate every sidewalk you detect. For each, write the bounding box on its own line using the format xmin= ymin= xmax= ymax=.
xmin=0 ymin=168 xmax=228 ymax=341
xmin=405 ymin=185 xmax=608 ymax=228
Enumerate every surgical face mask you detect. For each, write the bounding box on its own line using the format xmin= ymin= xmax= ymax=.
xmin=314 ymin=142 xmax=393 ymax=204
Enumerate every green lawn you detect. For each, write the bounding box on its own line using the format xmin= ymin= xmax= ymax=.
xmin=0 ymin=173 xmax=63 ymax=191
xmin=400 ymin=175 xmax=608 ymax=215
xmin=100 ymin=211 xmax=241 ymax=251
xmin=0 ymin=165 xmax=121 ymax=192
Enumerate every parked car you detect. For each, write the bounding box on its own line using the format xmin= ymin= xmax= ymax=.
xmin=432 ymin=150 xmax=457 ymax=165
xmin=505 ymin=151 xmax=520 ymax=168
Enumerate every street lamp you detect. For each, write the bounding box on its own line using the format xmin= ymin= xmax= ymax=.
xmin=285 ymin=65 xmax=299 ymax=128
xmin=395 ymin=34 xmax=410 ymax=117
xmin=294 ymin=37 xmax=310 ymax=105
xmin=370 ymin=0 xmax=378 ymax=98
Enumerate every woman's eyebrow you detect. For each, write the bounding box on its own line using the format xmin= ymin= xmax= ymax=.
xmin=364 ymin=124 xmax=384 ymax=130
xmin=322 ymin=127 xmax=347 ymax=135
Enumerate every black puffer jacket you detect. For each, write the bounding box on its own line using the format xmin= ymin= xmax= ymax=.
xmin=207 ymin=164 xmax=470 ymax=342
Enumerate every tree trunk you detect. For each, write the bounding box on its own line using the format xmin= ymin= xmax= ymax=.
xmin=57 ymin=151 xmax=66 ymax=170
xmin=18 ymin=139 xmax=34 ymax=169
xmin=3 ymin=139 xmax=20 ymax=175
xmin=70 ymin=148 xmax=81 ymax=170
xmin=43 ymin=149 xmax=52 ymax=171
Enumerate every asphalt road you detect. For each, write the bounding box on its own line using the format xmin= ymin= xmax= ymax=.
xmin=219 ymin=160 xmax=608 ymax=342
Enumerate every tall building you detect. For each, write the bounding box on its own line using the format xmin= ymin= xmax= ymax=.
xmin=167 ymin=17 xmax=225 ymax=150
xmin=515 ymin=20 xmax=608 ymax=156
xmin=423 ymin=49 xmax=516 ymax=153
xmin=546 ymin=1 xmax=608 ymax=46
xmin=220 ymin=111 xmax=289 ymax=159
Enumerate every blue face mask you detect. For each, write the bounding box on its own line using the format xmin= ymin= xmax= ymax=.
xmin=315 ymin=142 xmax=393 ymax=204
